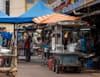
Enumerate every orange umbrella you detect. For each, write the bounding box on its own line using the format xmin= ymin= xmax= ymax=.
xmin=32 ymin=13 xmax=80 ymax=24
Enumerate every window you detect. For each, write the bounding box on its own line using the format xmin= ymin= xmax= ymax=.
xmin=27 ymin=0 xmax=34 ymax=3
xmin=5 ymin=0 xmax=10 ymax=15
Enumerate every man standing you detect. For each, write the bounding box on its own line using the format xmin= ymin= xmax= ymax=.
xmin=24 ymin=33 xmax=31 ymax=62
xmin=78 ymin=35 xmax=87 ymax=53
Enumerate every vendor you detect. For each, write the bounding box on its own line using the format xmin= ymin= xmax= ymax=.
xmin=78 ymin=35 xmax=87 ymax=53
xmin=1 ymin=27 xmax=12 ymax=48
xmin=24 ymin=33 xmax=32 ymax=62
xmin=43 ymin=41 xmax=50 ymax=59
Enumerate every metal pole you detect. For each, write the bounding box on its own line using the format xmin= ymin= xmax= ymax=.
xmin=14 ymin=24 xmax=17 ymax=70
xmin=25 ymin=0 xmax=27 ymax=11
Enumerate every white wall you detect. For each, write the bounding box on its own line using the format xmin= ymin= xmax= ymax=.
xmin=0 ymin=24 xmax=14 ymax=32
xmin=10 ymin=0 xmax=26 ymax=17
xmin=0 ymin=0 xmax=6 ymax=13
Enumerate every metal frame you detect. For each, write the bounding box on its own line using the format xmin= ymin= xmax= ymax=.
xmin=0 ymin=24 xmax=17 ymax=77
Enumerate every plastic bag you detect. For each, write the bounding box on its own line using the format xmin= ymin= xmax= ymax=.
xmin=67 ymin=43 xmax=77 ymax=52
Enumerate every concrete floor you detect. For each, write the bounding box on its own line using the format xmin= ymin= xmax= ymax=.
xmin=0 ymin=56 xmax=100 ymax=77
xmin=18 ymin=63 xmax=100 ymax=77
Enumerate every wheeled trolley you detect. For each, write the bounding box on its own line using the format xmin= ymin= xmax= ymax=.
xmin=52 ymin=53 xmax=81 ymax=73
xmin=0 ymin=48 xmax=17 ymax=77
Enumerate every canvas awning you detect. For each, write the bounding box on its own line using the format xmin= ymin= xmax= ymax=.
xmin=32 ymin=13 xmax=80 ymax=24
xmin=0 ymin=0 xmax=54 ymax=23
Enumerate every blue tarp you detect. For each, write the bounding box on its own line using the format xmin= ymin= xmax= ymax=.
xmin=0 ymin=0 xmax=54 ymax=23
xmin=0 ymin=17 xmax=33 ymax=23
xmin=20 ymin=0 xmax=54 ymax=18
xmin=0 ymin=11 xmax=14 ymax=23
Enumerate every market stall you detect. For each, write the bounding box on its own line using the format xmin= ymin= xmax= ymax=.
xmin=0 ymin=0 xmax=55 ymax=65
xmin=45 ymin=20 xmax=88 ymax=73
xmin=0 ymin=12 xmax=17 ymax=77
xmin=32 ymin=12 xmax=97 ymax=73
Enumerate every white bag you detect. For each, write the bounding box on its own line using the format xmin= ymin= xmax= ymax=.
xmin=67 ymin=43 xmax=77 ymax=52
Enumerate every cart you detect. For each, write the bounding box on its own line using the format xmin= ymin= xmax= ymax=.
xmin=50 ymin=44 xmax=81 ymax=73
xmin=52 ymin=52 xmax=81 ymax=73
xmin=0 ymin=25 xmax=17 ymax=77
xmin=44 ymin=20 xmax=88 ymax=73
xmin=0 ymin=47 xmax=17 ymax=77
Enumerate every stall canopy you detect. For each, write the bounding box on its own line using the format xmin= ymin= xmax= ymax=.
xmin=18 ymin=0 xmax=54 ymax=23
xmin=0 ymin=11 xmax=13 ymax=23
xmin=20 ymin=0 xmax=54 ymax=18
xmin=0 ymin=0 xmax=54 ymax=23
xmin=32 ymin=13 xmax=80 ymax=24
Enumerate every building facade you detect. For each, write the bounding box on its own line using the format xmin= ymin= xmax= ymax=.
xmin=10 ymin=0 xmax=26 ymax=16
xmin=61 ymin=0 xmax=100 ymax=53
xmin=61 ymin=0 xmax=95 ymax=14
xmin=43 ymin=0 xmax=71 ymax=12
xmin=0 ymin=0 xmax=8 ymax=14
xmin=61 ymin=0 xmax=100 ymax=28
xmin=0 ymin=0 xmax=37 ymax=16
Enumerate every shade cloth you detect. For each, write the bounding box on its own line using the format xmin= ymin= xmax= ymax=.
xmin=32 ymin=13 xmax=80 ymax=24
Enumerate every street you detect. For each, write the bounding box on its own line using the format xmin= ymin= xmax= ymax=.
xmin=0 ymin=56 xmax=100 ymax=77
xmin=0 ymin=63 xmax=100 ymax=77
xmin=17 ymin=56 xmax=100 ymax=77
xmin=18 ymin=63 xmax=99 ymax=77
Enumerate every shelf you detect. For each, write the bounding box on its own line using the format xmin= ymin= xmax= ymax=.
xmin=0 ymin=54 xmax=17 ymax=57
xmin=0 ymin=67 xmax=17 ymax=71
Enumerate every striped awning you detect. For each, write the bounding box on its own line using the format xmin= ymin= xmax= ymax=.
xmin=33 ymin=14 xmax=52 ymax=23
xmin=32 ymin=13 xmax=80 ymax=24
